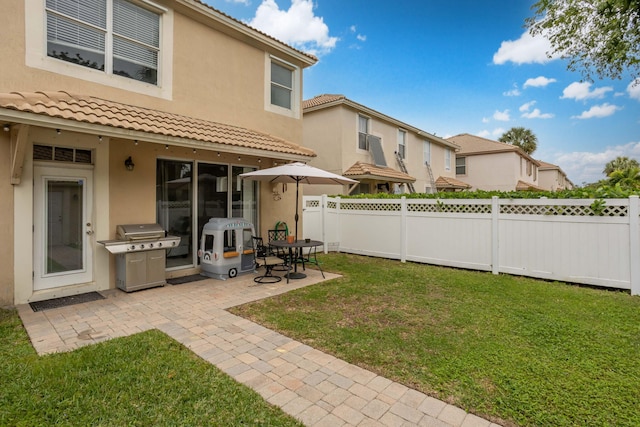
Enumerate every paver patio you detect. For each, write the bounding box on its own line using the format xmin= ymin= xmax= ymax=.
xmin=17 ymin=269 xmax=500 ymax=427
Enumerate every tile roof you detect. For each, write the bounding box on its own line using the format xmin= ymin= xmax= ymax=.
xmin=343 ymin=161 xmax=416 ymax=183
xmin=447 ymin=133 xmax=539 ymax=165
xmin=435 ymin=176 xmax=471 ymax=190
xmin=516 ymin=180 xmax=546 ymax=191
xmin=0 ymin=91 xmax=315 ymax=158
xmin=302 ymin=94 xmax=346 ymax=109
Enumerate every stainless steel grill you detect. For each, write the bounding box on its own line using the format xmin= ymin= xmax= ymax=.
xmin=98 ymin=224 xmax=181 ymax=292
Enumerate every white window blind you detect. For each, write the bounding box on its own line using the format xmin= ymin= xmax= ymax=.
xmin=271 ymin=61 xmax=293 ymax=109
xmin=46 ymin=0 xmax=159 ymax=84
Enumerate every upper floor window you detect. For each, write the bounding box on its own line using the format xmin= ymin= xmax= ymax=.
xmin=445 ymin=148 xmax=451 ymax=171
xmin=265 ymin=56 xmax=300 ymax=117
xmin=358 ymin=115 xmax=370 ymax=150
xmin=423 ymin=141 xmax=431 ymax=165
xmin=397 ymin=129 xmax=407 ymax=159
xmin=46 ymin=0 xmax=160 ymax=85
xmin=270 ymin=60 xmax=293 ymax=109
xmin=456 ymin=156 xmax=466 ymax=175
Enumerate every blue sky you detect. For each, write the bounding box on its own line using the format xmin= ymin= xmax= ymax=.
xmin=204 ymin=0 xmax=640 ymax=185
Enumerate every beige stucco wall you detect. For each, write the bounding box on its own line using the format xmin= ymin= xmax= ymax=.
xmin=2 ymin=0 xmax=308 ymax=145
xmin=0 ymin=1 xmax=313 ymax=305
xmin=458 ymin=152 xmax=521 ymax=191
xmin=0 ymin=134 xmax=14 ymax=307
xmin=303 ymin=104 xmax=456 ymax=195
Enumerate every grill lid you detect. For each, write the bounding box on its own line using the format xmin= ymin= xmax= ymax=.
xmin=116 ymin=223 xmax=166 ymax=240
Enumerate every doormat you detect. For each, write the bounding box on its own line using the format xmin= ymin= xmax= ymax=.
xmin=167 ymin=274 xmax=208 ymax=285
xmin=29 ymin=292 xmax=105 ymax=312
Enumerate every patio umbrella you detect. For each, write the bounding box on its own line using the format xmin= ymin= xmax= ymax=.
xmin=239 ymin=162 xmax=357 ymax=239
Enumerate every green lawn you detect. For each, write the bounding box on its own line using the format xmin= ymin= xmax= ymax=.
xmin=230 ymin=253 xmax=640 ymax=427
xmin=0 ymin=309 xmax=302 ymax=426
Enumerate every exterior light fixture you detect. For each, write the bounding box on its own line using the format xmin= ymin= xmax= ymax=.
xmin=124 ymin=156 xmax=135 ymax=171
xmin=217 ymin=152 xmax=221 ymax=157
xmin=56 ymin=129 xmax=61 ymax=135
xmin=98 ymin=135 xmax=103 ymax=141
xmin=165 ymin=145 xmax=169 ymax=150
xmin=3 ymin=124 xmax=10 ymax=132
xmin=134 ymin=140 xmax=138 ymax=146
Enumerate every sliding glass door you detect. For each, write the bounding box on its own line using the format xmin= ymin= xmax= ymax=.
xmin=157 ymin=159 xmax=257 ymax=270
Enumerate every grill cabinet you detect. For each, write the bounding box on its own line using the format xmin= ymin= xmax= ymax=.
xmin=98 ymin=224 xmax=180 ymax=292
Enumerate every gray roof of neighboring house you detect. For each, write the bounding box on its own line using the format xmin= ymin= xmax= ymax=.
xmin=447 ymin=133 xmax=540 ymax=166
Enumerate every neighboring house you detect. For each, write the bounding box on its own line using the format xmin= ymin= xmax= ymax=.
xmin=302 ymin=94 xmax=468 ymax=195
xmin=0 ymin=0 xmax=318 ymax=305
xmin=537 ymin=160 xmax=575 ymax=191
xmin=447 ymin=133 xmax=544 ymax=191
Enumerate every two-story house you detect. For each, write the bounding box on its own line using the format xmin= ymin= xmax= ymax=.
xmin=302 ymin=94 xmax=467 ymax=195
xmin=447 ymin=133 xmax=544 ymax=191
xmin=0 ymin=0 xmax=318 ymax=306
xmin=537 ymin=160 xmax=575 ymax=191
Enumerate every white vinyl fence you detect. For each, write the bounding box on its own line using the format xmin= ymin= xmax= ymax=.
xmin=303 ymin=195 xmax=640 ymax=295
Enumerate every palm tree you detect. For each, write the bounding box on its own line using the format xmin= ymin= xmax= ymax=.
xmin=608 ymin=166 xmax=640 ymax=189
xmin=603 ymin=156 xmax=640 ymax=176
xmin=498 ymin=127 xmax=538 ymax=155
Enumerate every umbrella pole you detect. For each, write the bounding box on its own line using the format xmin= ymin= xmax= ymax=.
xmin=294 ymin=180 xmax=299 ymax=240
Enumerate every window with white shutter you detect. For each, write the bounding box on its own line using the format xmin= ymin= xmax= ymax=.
xmin=46 ymin=0 xmax=160 ymax=85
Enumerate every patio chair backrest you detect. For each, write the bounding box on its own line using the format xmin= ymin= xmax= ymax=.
xmin=267 ymin=229 xmax=287 ymax=243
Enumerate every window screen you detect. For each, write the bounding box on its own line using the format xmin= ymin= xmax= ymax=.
xmin=271 ymin=61 xmax=293 ymax=109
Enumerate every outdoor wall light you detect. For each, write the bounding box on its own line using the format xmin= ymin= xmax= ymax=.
xmin=124 ymin=156 xmax=135 ymax=171
xmin=56 ymin=129 xmax=61 ymax=135
xmin=3 ymin=124 xmax=10 ymax=132
xmin=165 ymin=144 xmax=169 ymax=150
xmin=98 ymin=135 xmax=103 ymax=141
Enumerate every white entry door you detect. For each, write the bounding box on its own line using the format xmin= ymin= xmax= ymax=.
xmin=33 ymin=165 xmax=94 ymax=291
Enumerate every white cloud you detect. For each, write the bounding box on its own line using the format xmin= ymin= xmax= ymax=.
xmin=226 ymin=0 xmax=250 ymax=4
xmin=493 ymin=30 xmax=554 ymax=65
xmin=523 ymin=76 xmax=557 ymax=88
xmin=553 ymin=141 xmax=640 ymax=184
xmin=356 ymin=34 xmax=367 ymax=42
xmin=519 ymin=101 xmax=536 ymax=112
xmin=628 ymin=79 xmax=640 ymax=101
xmin=477 ymin=128 xmax=505 ymax=139
xmin=248 ymin=0 xmax=338 ymax=56
xmin=493 ymin=110 xmax=510 ymax=121
xmin=503 ymin=84 xmax=521 ymax=97
xmin=350 ymin=25 xmax=356 ymax=32
xmin=482 ymin=117 xmax=490 ymax=123
xmin=571 ymin=103 xmax=622 ymax=119
xmin=522 ymin=108 xmax=554 ymax=119
xmin=561 ymin=82 xmax=613 ymax=100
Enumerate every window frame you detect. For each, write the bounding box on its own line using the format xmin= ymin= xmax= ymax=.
xmin=265 ymin=55 xmax=301 ymax=118
xmin=445 ymin=148 xmax=451 ymax=171
xmin=358 ymin=114 xmax=370 ymax=151
xmin=423 ymin=140 xmax=431 ymax=165
xmin=397 ymin=129 xmax=407 ymax=159
xmin=26 ymin=0 xmax=173 ymax=99
xmin=455 ymin=156 xmax=466 ymax=175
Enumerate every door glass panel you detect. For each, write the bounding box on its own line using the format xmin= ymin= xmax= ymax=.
xmin=45 ymin=179 xmax=84 ymax=274
xmin=232 ymin=166 xmax=257 ymax=227
xmin=197 ymin=163 xmax=228 ymax=252
xmin=157 ymin=160 xmax=193 ymax=268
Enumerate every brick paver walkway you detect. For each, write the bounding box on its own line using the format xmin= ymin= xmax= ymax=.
xmin=17 ymin=270 xmax=500 ymax=427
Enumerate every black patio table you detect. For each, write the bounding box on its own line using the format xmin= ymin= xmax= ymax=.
xmin=269 ymin=239 xmax=323 ymax=283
